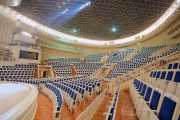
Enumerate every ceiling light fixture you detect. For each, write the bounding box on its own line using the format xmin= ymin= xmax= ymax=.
xmin=111 ymin=26 xmax=117 ymax=33
xmin=72 ymin=29 xmax=77 ymax=33
xmin=80 ymin=1 xmax=91 ymax=10
xmin=21 ymin=31 xmax=32 ymax=38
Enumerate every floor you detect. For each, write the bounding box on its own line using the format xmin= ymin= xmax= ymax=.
xmin=60 ymin=81 xmax=107 ymax=120
xmin=34 ymin=82 xmax=138 ymax=120
xmin=91 ymin=93 xmax=112 ymax=120
xmin=34 ymin=92 xmax=98 ymax=120
xmin=115 ymin=89 xmax=138 ymax=120
xmin=92 ymin=89 xmax=138 ymax=120
xmin=34 ymin=93 xmax=53 ymax=120
xmin=60 ymin=93 xmax=98 ymax=120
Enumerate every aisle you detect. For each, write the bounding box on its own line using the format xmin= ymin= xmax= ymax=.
xmin=115 ymin=90 xmax=138 ymax=120
xmin=91 ymin=94 xmax=112 ymax=120
xmin=34 ymin=93 xmax=53 ymax=120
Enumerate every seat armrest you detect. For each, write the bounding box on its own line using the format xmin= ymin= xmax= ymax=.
xmin=103 ymin=112 xmax=112 ymax=116
xmin=106 ymin=106 xmax=112 ymax=108
xmin=142 ymin=109 xmax=158 ymax=114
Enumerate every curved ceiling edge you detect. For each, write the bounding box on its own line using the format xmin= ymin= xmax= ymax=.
xmin=0 ymin=0 xmax=179 ymax=46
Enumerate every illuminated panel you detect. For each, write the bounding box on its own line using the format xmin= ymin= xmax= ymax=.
xmin=0 ymin=0 xmax=179 ymax=46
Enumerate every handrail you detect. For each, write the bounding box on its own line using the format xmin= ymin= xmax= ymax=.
xmin=77 ymin=88 xmax=107 ymax=120
xmin=0 ymin=83 xmax=38 ymax=120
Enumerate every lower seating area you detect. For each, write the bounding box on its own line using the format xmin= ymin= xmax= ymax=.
xmin=0 ymin=75 xmax=102 ymax=119
xmin=51 ymin=77 xmax=101 ymax=111
xmin=129 ymin=62 xmax=180 ymax=120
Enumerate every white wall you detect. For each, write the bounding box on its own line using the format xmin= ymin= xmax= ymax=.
xmin=0 ymin=14 xmax=15 ymax=44
xmin=11 ymin=46 xmax=41 ymax=64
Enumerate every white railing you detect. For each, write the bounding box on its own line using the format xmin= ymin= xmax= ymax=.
xmin=0 ymin=83 xmax=38 ymax=120
xmin=77 ymin=88 xmax=107 ymax=120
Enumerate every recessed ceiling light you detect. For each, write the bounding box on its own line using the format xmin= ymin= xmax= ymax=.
xmin=72 ymin=28 xmax=77 ymax=33
xmin=111 ymin=26 xmax=117 ymax=33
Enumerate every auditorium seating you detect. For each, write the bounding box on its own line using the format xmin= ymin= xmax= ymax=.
xmin=0 ymin=44 xmax=179 ymax=82
xmin=106 ymin=44 xmax=179 ymax=79
xmin=129 ymin=62 xmax=180 ymax=120
xmin=85 ymin=53 xmax=106 ymax=62
xmin=45 ymin=62 xmax=103 ymax=77
xmin=0 ymin=63 xmax=38 ymax=81
xmin=39 ymin=76 xmax=102 ymax=113
xmin=108 ymin=49 xmax=134 ymax=62
xmin=44 ymin=58 xmax=80 ymax=64
xmin=74 ymin=63 xmax=103 ymax=76
xmin=103 ymin=86 xmax=120 ymax=120
xmin=42 ymin=83 xmax=63 ymax=119
xmin=0 ymin=43 xmax=179 ymax=119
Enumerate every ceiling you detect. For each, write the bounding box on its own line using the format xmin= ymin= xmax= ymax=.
xmin=12 ymin=0 xmax=174 ymax=40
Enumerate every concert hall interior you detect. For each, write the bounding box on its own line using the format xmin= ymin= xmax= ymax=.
xmin=0 ymin=0 xmax=180 ymax=120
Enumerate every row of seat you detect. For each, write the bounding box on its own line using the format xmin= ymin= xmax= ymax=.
xmin=168 ymin=62 xmax=180 ymax=69
xmin=134 ymin=45 xmax=164 ymax=59
xmin=41 ymin=76 xmax=101 ymax=113
xmin=129 ymin=62 xmax=180 ymax=120
xmin=106 ymin=44 xmax=179 ymax=80
xmin=41 ymin=83 xmax=62 ymax=119
xmin=103 ymin=87 xmax=120 ymax=120
xmin=130 ymin=78 xmax=180 ymax=120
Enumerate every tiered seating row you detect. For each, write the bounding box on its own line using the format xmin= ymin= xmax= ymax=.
xmin=0 ymin=63 xmax=39 ymax=81
xmin=129 ymin=62 xmax=180 ymax=120
xmin=107 ymin=44 xmax=180 ymax=79
xmin=42 ymin=83 xmax=63 ymax=119
xmin=85 ymin=53 xmax=106 ymax=62
xmin=103 ymin=87 xmax=120 ymax=120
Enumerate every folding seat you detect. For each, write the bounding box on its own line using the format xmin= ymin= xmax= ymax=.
xmin=141 ymin=93 xmax=180 ymax=120
xmin=135 ymin=87 xmax=163 ymax=119
xmin=174 ymin=71 xmax=180 ymax=83
xmin=133 ymin=83 xmax=148 ymax=106
xmin=131 ymin=81 xmax=145 ymax=101
xmin=172 ymin=63 xmax=179 ymax=69
xmin=154 ymin=71 xmax=168 ymax=91
xmin=130 ymin=79 xmax=143 ymax=102
xmin=103 ymin=89 xmax=119 ymax=120
xmin=166 ymin=70 xmax=174 ymax=81
xmin=68 ymin=92 xmax=77 ymax=112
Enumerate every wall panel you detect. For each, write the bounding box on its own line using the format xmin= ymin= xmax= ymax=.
xmin=0 ymin=15 xmax=15 ymax=44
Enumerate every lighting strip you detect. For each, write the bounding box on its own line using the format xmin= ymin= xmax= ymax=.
xmin=0 ymin=0 xmax=179 ymax=46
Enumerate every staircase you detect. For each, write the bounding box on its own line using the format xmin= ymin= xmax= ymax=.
xmin=92 ymin=63 xmax=117 ymax=80
xmin=122 ymin=52 xmax=136 ymax=61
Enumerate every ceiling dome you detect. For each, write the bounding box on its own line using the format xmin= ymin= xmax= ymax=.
xmin=12 ymin=0 xmax=174 ymax=40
